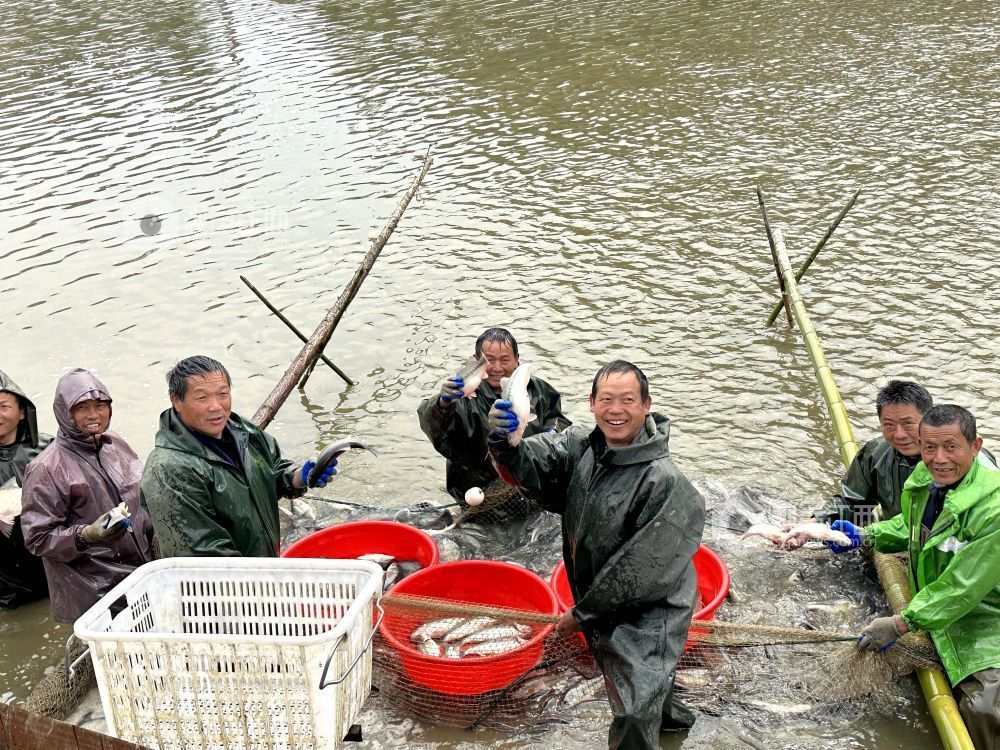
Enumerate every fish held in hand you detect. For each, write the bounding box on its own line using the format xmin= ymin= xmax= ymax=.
xmin=307 ymin=437 xmax=378 ymax=487
xmin=740 ymin=523 xmax=787 ymax=546
xmin=783 ymin=522 xmax=851 ymax=548
xmin=500 ymin=362 xmax=537 ymax=446
xmin=456 ymin=355 xmax=489 ymax=398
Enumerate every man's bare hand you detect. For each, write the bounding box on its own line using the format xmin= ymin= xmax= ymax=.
xmin=556 ymin=610 xmax=582 ymax=633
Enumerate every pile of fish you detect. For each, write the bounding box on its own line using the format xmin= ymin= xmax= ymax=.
xmin=408 ymin=617 xmax=536 ymax=659
xmin=358 ymin=553 xmax=423 ymax=591
xmin=741 ymin=522 xmax=851 ymax=550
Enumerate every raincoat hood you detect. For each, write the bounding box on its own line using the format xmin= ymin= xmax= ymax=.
xmin=0 ymin=369 xmax=41 ymax=448
xmin=593 ymin=413 xmax=671 ymax=466
xmin=53 ymin=368 xmax=113 ymax=444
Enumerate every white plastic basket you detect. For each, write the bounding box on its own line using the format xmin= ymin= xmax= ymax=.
xmin=73 ymin=557 xmax=383 ymax=750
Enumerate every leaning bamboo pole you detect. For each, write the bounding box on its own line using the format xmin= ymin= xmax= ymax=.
xmin=770 ymin=229 xmax=975 ymax=750
xmin=252 ymin=150 xmax=431 ymax=428
xmin=765 ymin=188 xmax=860 ymax=327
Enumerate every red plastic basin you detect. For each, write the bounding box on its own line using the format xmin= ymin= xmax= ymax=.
xmin=281 ymin=520 xmax=440 ymax=568
xmin=548 ymin=544 xmax=730 ymax=648
xmin=379 ymin=560 xmax=559 ymax=695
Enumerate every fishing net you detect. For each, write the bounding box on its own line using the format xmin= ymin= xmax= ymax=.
xmin=370 ymin=592 xmax=940 ymax=733
xmin=21 ymin=639 xmax=94 ymax=720
xmin=458 ymin=479 xmax=540 ymax=524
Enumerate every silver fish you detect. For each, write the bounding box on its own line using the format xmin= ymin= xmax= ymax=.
xmin=411 ymin=617 xmax=464 ymax=642
xmin=740 ymin=523 xmax=787 ymax=546
xmin=358 ymin=553 xmax=395 ymax=569
xmin=307 ymin=437 xmax=378 ymax=487
xmin=462 ymin=638 xmax=524 ymax=656
xmin=500 ymin=362 xmax=537 ymax=446
xmin=461 ymin=625 xmax=526 ymax=646
xmin=783 ymin=522 xmax=851 ymax=548
xmin=443 ymin=616 xmax=496 ymax=643
xmin=443 ymin=644 xmax=462 ymax=659
xmin=456 ymin=355 xmax=489 ymax=398
xmin=414 ymin=637 xmax=443 ymax=657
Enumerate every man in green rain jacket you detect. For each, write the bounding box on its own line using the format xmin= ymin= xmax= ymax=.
xmin=488 ymin=360 xmax=705 ymax=750
xmin=417 ymin=327 xmax=570 ymax=516
xmin=833 ymin=405 xmax=1000 ymax=748
xmin=0 ymin=370 xmax=52 ymax=607
xmin=140 ymin=356 xmax=333 ymax=557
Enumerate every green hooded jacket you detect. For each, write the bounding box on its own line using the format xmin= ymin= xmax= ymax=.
xmin=864 ymin=460 xmax=1000 ymax=685
xmin=0 ymin=369 xmax=53 ymax=487
xmin=417 ymin=376 xmax=570 ymax=504
xmin=140 ymin=409 xmax=303 ymax=558
xmin=489 ymin=414 xmax=705 ymax=743
xmin=813 ymin=436 xmax=996 ymax=525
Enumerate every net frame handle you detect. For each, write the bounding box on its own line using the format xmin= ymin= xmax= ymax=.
xmin=319 ymin=601 xmax=384 ymax=689
xmin=65 ymin=633 xmax=91 ymax=685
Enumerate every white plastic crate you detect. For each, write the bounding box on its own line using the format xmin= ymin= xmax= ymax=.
xmin=73 ymin=557 xmax=383 ymax=750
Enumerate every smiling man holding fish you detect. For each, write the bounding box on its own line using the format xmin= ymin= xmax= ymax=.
xmin=487 ymin=360 xmax=705 ymax=750
xmin=417 ymin=327 xmax=570 ymax=518
xmin=140 ymin=355 xmax=338 ymax=558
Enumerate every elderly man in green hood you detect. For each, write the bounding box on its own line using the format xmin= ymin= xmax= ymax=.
xmin=0 ymin=370 xmax=52 ymax=608
xmin=20 ymin=368 xmax=155 ymax=623
xmin=488 ymin=360 xmax=705 ymax=750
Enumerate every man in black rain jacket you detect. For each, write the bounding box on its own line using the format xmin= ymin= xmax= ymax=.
xmin=488 ymin=360 xmax=705 ymax=750
xmin=0 ymin=370 xmax=51 ymax=608
xmin=417 ymin=327 xmax=570 ymax=516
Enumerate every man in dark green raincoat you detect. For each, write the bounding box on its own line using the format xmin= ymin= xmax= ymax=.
xmin=0 ymin=370 xmax=51 ymax=607
xmin=417 ymin=327 xmax=570 ymax=517
xmin=140 ymin=356 xmax=334 ymax=557
xmin=811 ymin=380 xmax=994 ymax=527
xmin=488 ymin=360 xmax=705 ymax=750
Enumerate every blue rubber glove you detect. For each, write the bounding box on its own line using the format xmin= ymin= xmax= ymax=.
xmin=300 ymin=459 xmax=338 ymax=488
xmin=438 ymin=376 xmax=464 ymax=406
xmin=824 ymin=519 xmax=864 ymax=553
xmin=487 ymin=399 xmax=519 ymax=437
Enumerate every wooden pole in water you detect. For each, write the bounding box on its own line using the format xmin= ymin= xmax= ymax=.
xmin=765 ymin=188 xmax=860 ymax=327
xmin=770 ymin=229 xmax=976 ymax=750
xmin=756 ymin=186 xmax=794 ymax=328
xmin=252 ymin=150 xmax=432 ymax=429
xmin=240 ymin=275 xmax=354 ymax=386
xmin=296 ymin=149 xmax=431 ymax=390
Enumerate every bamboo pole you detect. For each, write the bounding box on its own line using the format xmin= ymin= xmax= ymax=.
xmin=766 ymin=188 xmax=860 ymax=327
xmin=770 ymin=228 xmax=975 ymax=750
xmin=756 ymin=186 xmax=794 ymax=327
xmin=297 ymin=149 xmax=432 ymax=390
xmin=252 ymin=151 xmax=431 ymax=429
xmin=240 ymin=275 xmax=354 ymax=386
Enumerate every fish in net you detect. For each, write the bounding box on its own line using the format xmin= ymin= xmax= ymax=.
xmin=372 ymin=592 xmax=941 ymax=733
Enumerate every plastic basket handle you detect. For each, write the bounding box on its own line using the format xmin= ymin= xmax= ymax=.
xmin=319 ymin=601 xmax=384 ymax=689
xmin=65 ymin=633 xmax=91 ymax=686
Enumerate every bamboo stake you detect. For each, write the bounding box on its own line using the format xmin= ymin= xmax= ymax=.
xmin=297 ymin=149 xmax=432 ymax=390
xmin=240 ymin=275 xmax=354 ymax=386
xmin=770 ymin=228 xmax=975 ymax=750
xmin=252 ymin=150 xmax=431 ymax=429
xmin=766 ymin=188 xmax=860 ymax=327
xmin=756 ymin=186 xmax=794 ymax=327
